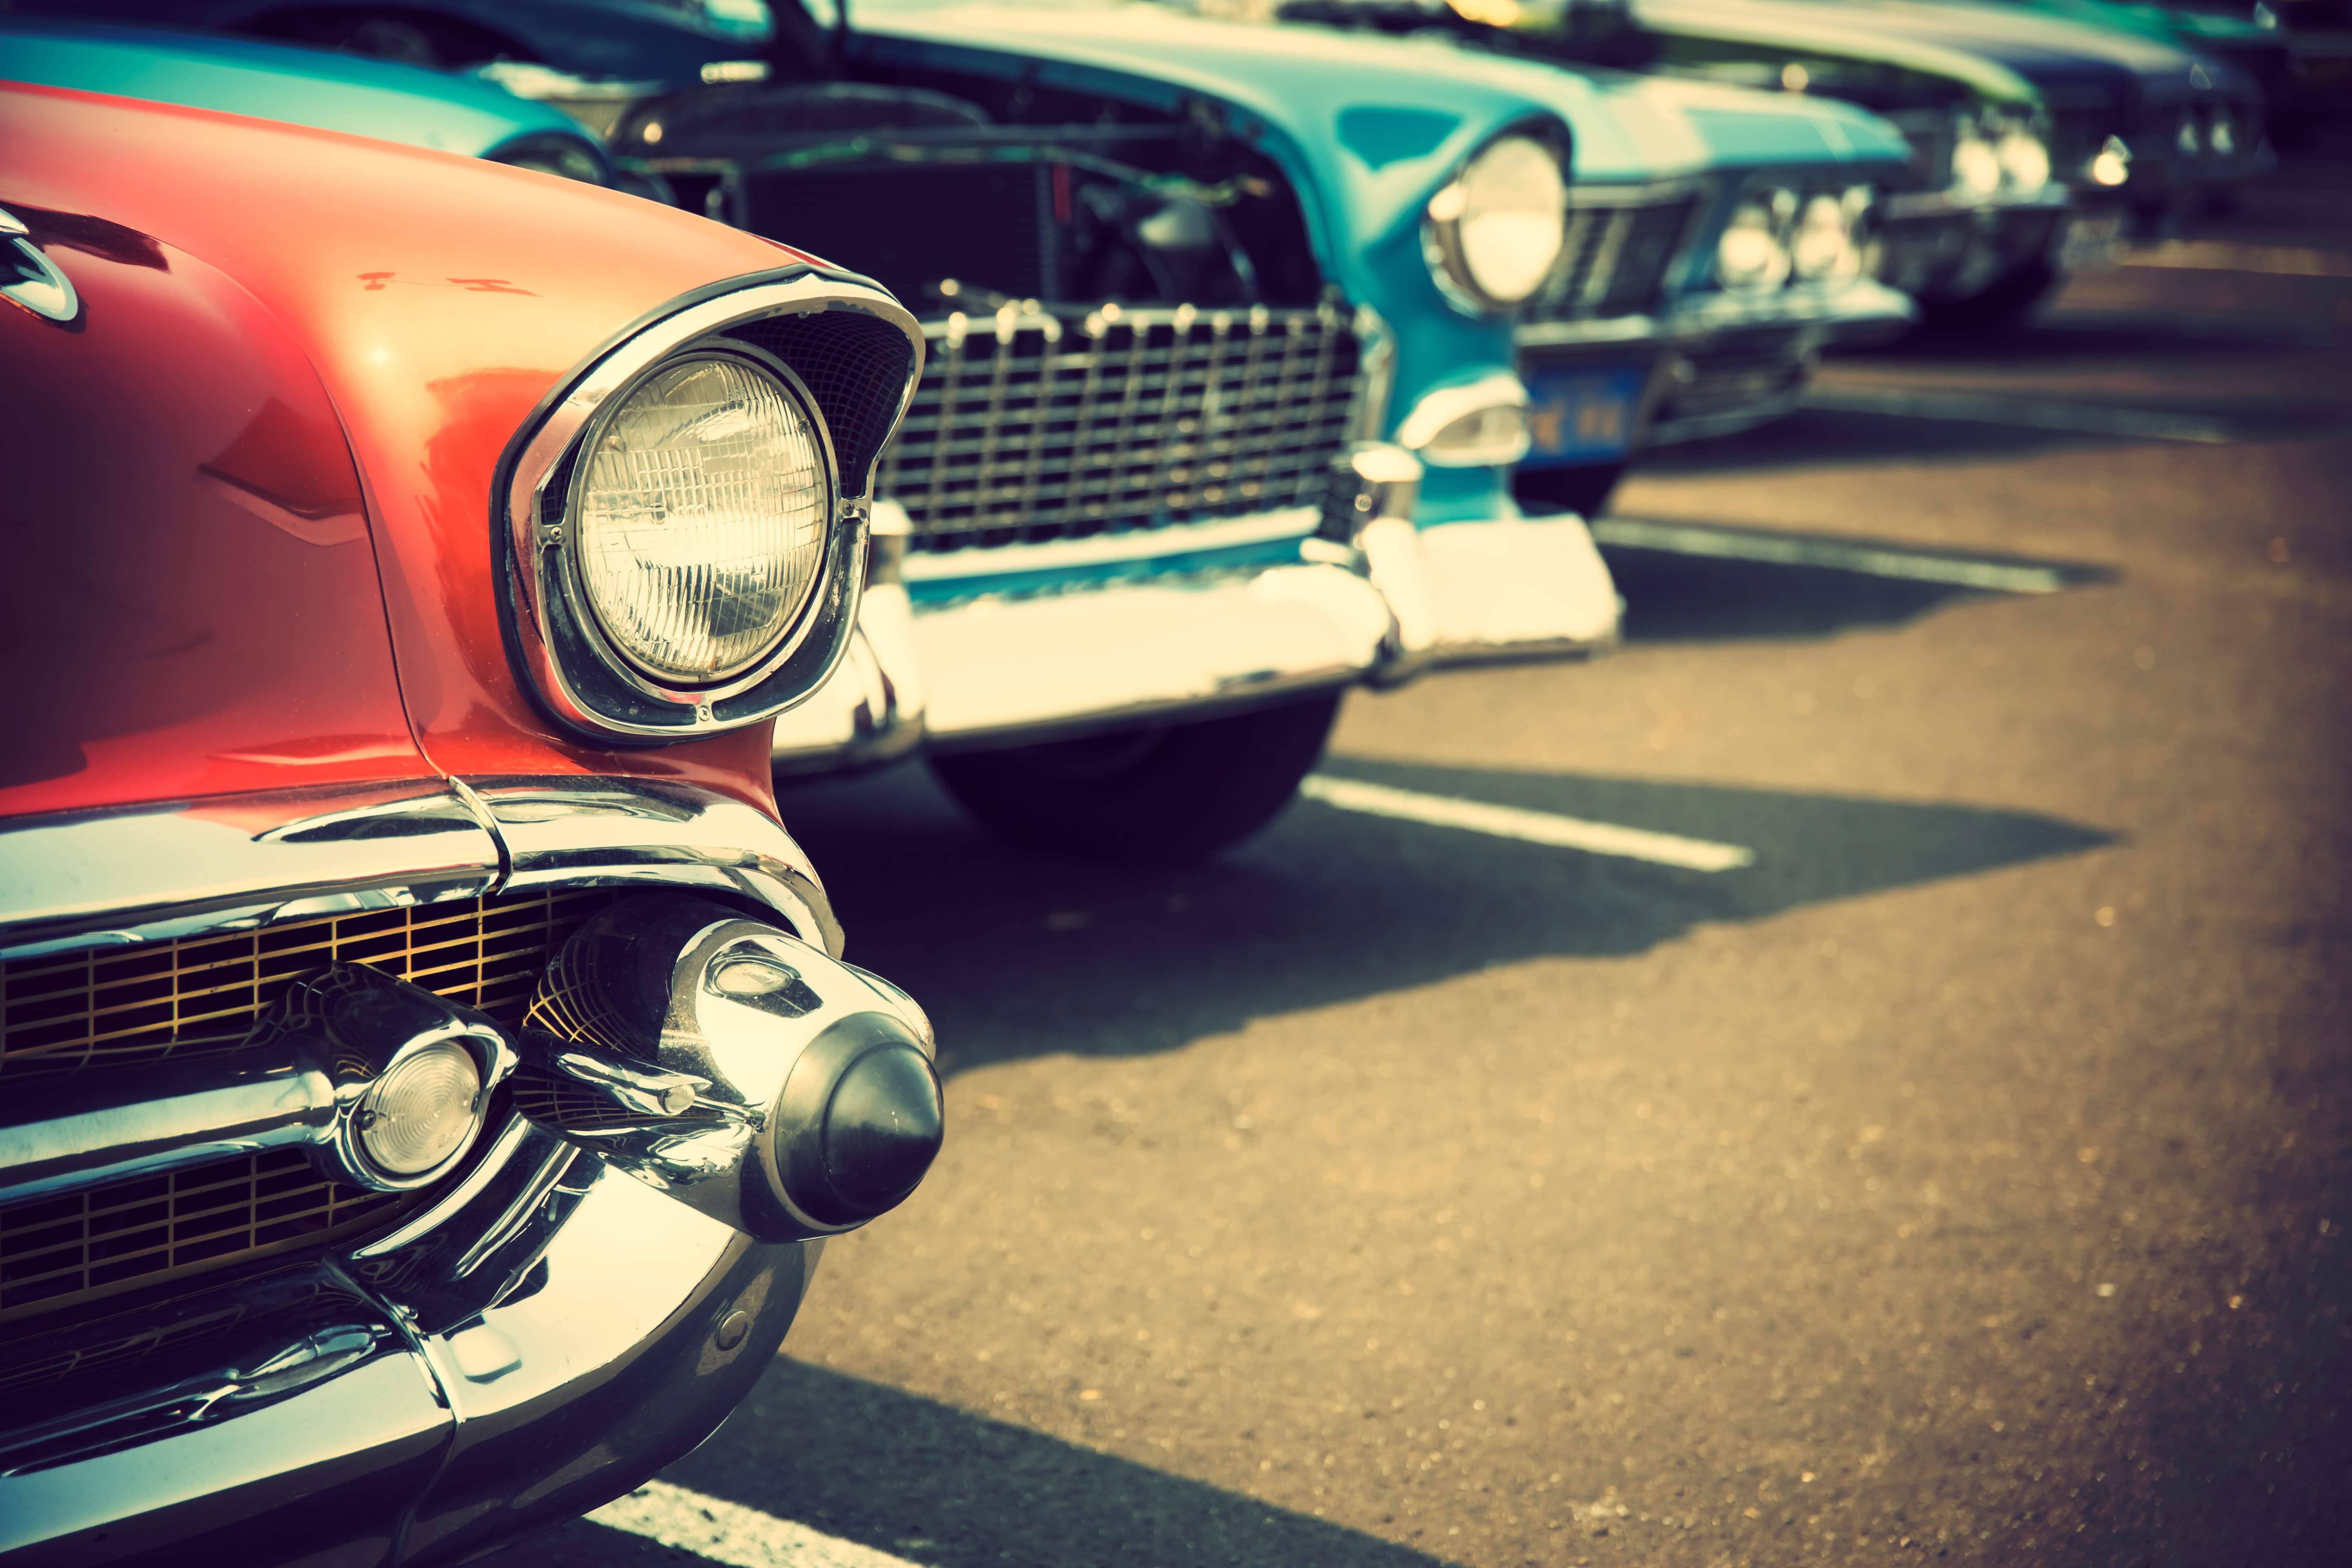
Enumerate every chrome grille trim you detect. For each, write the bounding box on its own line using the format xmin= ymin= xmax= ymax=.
xmin=0 ymin=887 xmax=616 ymax=1323
xmin=878 ymin=301 xmax=1368 ymax=552
xmin=1521 ymin=187 xmax=1702 ymax=326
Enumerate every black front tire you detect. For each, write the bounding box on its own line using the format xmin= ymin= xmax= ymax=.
xmin=1914 ymin=258 xmax=2061 ymax=338
xmin=1513 ymin=461 xmax=1625 ymax=519
xmin=928 ymin=693 xmax=1343 ymax=863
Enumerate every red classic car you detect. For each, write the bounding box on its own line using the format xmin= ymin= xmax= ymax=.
xmin=0 ymin=82 xmax=942 ymax=1564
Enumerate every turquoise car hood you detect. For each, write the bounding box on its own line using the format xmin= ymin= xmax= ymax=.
xmin=855 ymin=0 xmax=1901 ymax=256
xmin=1577 ymin=67 xmax=1915 ymax=175
xmin=0 ymin=18 xmax=594 ymax=157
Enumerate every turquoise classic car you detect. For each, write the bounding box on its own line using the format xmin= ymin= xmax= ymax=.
xmin=2 ymin=2 xmax=1906 ymax=859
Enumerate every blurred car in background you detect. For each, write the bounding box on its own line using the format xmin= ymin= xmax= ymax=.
xmin=1263 ymin=0 xmax=1918 ymax=501
xmin=1430 ymin=0 xmax=2271 ymax=323
xmin=0 ymin=15 xmax=618 ymax=178
xmin=5 ymin=0 xmax=1912 ymax=850
xmin=1 ymin=74 xmax=944 ymax=1565
xmin=13 ymin=0 xmax=1647 ymax=862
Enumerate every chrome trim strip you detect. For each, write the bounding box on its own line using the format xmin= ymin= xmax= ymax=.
xmin=1515 ymin=313 xmax=1663 ymax=350
xmin=1659 ymin=278 xmax=1917 ymax=340
xmin=0 ymin=967 xmax=518 ymax=1205
xmin=0 ymin=205 xmax=80 ymax=326
xmin=1393 ymin=372 xmax=1531 ymax=465
xmin=1566 ymin=178 xmax=1708 ymax=210
xmin=350 ymin=1115 xmax=545 ymax=1261
xmin=0 ymin=781 xmax=500 ymax=964
xmin=458 ymin=775 xmax=843 ymax=958
xmin=900 ymin=507 xmax=1320 ymax=584
xmin=0 ymin=776 xmax=838 ymax=962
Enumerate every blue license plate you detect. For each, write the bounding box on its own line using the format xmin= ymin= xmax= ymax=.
xmin=1520 ymin=363 xmax=1646 ymax=468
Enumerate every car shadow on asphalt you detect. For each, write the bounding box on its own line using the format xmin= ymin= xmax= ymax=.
xmin=777 ymin=757 xmax=2112 ymax=1076
xmin=1593 ymin=530 xmax=2111 ymax=643
xmin=1628 ymin=405 xmax=2161 ymax=474
xmin=492 ymin=1358 xmax=1457 ymax=1568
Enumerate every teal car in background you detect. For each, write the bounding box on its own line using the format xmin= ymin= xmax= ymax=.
xmin=0 ymin=16 xmax=617 ymax=179
xmin=0 ymin=0 xmax=1909 ymax=858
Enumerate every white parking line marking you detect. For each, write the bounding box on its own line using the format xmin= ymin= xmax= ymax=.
xmin=1588 ymin=518 xmax=2081 ymax=595
xmin=2121 ymin=239 xmax=2352 ymax=279
xmin=1801 ymin=385 xmax=2236 ymax=445
xmin=588 ymin=1481 xmax=924 ymax=1568
xmin=1301 ymin=775 xmax=1754 ymax=872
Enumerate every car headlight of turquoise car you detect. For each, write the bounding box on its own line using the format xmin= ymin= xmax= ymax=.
xmin=1423 ymin=129 xmax=1570 ymax=312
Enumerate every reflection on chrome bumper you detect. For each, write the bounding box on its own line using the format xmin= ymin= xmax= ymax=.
xmin=1663 ymin=278 xmax=1917 ymax=347
xmin=0 ymin=1123 xmax=813 ymax=1568
xmin=770 ymin=584 xmax=927 ymax=775
xmin=768 ymin=463 xmax=1628 ymax=759
xmin=916 ymin=556 xmax=1396 ymax=747
xmin=1419 ymin=511 xmax=1621 ymax=665
xmin=1877 ymin=195 xmax=2072 ymax=303
xmin=1644 ymin=280 xmax=1917 ymax=447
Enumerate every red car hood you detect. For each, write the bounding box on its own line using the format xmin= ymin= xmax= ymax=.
xmin=0 ymin=82 xmax=815 ymax=820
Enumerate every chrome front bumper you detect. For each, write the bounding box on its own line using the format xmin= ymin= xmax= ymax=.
xmin=0 ymin=1124 xmax=815 ymax=1568
xmin=0 ymin=776 xmax=931 ymax=1568
xmin=1877 ymin=189 xmax=2074 ymax=303
xmin=768 ymin=459 xmax=1624 ymax=763
xmin=1644 ymin=279 xmax=1918 ymax=447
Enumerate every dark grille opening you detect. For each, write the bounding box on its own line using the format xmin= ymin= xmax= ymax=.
xmin=0 ymin=886 xmax=618 ymax=1323
xmin=743 ymin=163 xmax=1054 ymax=305
xmin=880 ymin=303 xmax=1363 ymax=552
xmin=1522 ymin=196 xmax=1699 ymax=325
xmin=726 ymin=310 xmax=920 ymax=499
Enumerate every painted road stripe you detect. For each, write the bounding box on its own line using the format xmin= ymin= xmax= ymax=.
xmin=2121 ymin=240 xmax=2352 ymax=279
xmin=1301 ymin=775 xmax=1753 ymax=873
xmin=1589 ymin=517 xmax=2082 ymax=595
xmin=1801 ymin=385 xmax=2236 ymax=445
xmin=589 ymin=1481 xmax=923 ymax=1568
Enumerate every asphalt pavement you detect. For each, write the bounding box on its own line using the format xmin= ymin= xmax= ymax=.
xmin=492 ymin=156 xmax=2352 ymax=1568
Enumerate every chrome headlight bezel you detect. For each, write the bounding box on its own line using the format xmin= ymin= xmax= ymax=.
xmin=1423 ymin=123 xmax=1571 ymax=316
xmin=501 ymin=271 xmax=924 ymax=742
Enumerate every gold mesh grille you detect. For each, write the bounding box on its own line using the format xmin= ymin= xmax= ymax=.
xmin=0 ymin=886 xmax=618 ymax=1323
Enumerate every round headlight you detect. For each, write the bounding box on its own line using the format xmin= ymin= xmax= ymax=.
xmin=575 ymin=354 xmax=830 ymax=685
xmin=1952 ymin=125 xmax=2002 ymax=199
xmin=1789 ymin=193 xmax=1858 ymax=283
xmin=490 ymin=134 xmax=610 ymax=186
xmin=1995 ymin=128 xmax=2051 ymax=194
xmin=1717 ymin=200 xmax=1789 ymax=293
xmin=1426 ymin=133 xmax=1567 ymax=311
xmin=357 ymin=1041 xmax=483 ymax=1178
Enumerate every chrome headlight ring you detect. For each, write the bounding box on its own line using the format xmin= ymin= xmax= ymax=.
xmin=500 ymin=270 xmax=924 ymax=742
xmin=1423 ymin=123 xmax=1571 ymax=316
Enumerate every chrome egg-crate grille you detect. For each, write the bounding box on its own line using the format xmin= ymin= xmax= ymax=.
xmin=1518 ymin=190 xmax=1700 ymax=325
xmin=0 ymin=888 xmax=616 ymax=1323
xmin=878 ymin=301 xmax=1366 ymax=554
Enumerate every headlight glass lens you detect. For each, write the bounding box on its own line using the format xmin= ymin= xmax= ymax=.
xmin=1952 ymin=125 xmax=2002 ymax=198
xmin=1433 ymin=134 xmax=1566 ymax=307
xmin=1717 ymin=200 xmax=1790 ymax=292
xmin=358 ymin=1042 xmax=483 ymax=1177
xmin=1789 ymin=193 xmax=1856 ymax=282
xmin=577 ymin=355 xmax=829 ymax=684
xmin=492 ymin=139 xmax=608 ymax=185
xmin=1995 ymin=127 xmax=2051 ymax=194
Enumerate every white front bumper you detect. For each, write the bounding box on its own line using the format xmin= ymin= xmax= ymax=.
xmin=769 ymin=503 xmax=1621 ymax=767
